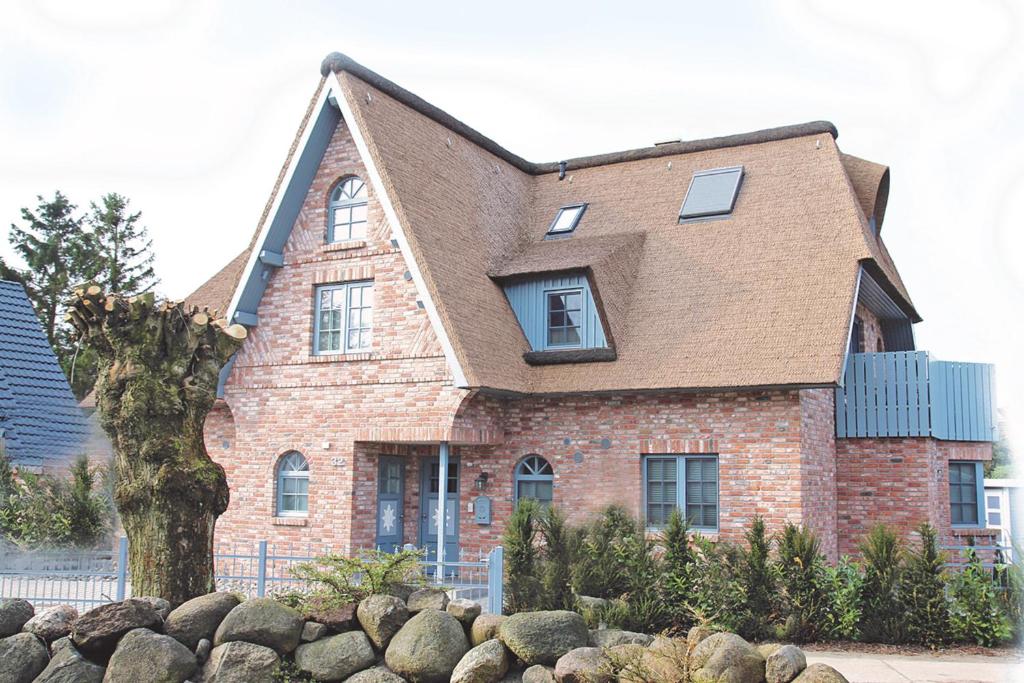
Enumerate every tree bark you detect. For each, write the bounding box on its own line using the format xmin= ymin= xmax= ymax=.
xmin=67 ymin=288 xmax=245 ymax=605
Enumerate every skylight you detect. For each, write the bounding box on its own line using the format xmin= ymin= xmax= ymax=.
xmin=679 ymin=166 xmax=744 ymax=221
xmin=547 ymin=203 xmax=587 ymax=235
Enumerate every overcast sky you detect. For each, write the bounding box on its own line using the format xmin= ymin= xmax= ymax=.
xmin=1 ymin=0 xmax=1022 ymax=436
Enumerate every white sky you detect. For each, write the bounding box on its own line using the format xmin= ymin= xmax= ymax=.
xmin=1 ymin=0 xmax=1022 ymax=443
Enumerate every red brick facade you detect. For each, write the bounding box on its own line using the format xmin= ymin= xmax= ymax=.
xmin=204 ymin=116 xmax=991 ymax=563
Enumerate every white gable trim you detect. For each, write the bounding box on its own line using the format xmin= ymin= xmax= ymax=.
xmin=226 ymin=76 xmax=469 ymax=388
xmin=328 ymin=72 xmax=469 ymax=388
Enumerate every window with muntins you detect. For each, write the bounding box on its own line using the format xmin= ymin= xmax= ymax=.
xmin=328 ymin=176 xmax=368 ymax=242
xmin=546 ymin=289 xmax=583 ymax=347
xmin=314 ymin=282 xmax=373 ymax=354
xmin=644 ymin=455 xmax=718 ymax=530
xmin=678 ymin=166 xmax=744 ymax=221
xmin=277 ymin=451 xmax=309 ymax=516
xmin=515 ymin=455 xmax=554 ymax=506
xmin=949 ymin=461 xmax=983 ymax=527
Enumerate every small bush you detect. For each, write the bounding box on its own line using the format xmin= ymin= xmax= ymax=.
xmin=503 ymin=499 xmax=542 ymax=612
xmin=658 ymin=509 xmax=694 ymax=629
xmin=538 ymin=505 xmax=576 ymax=611
xmin=994 ymin=551 xmax=1024 ymax=643
xmin=776 ymin=523 xmax=830 ymax=642
xmin=859 ymin=524 xmax=904 ymax=643
xmin=900 ymin=524 xmax=949 ymax=646
xmin=739 ymin=515 xmax=777 ymax=640
xmin=682 ymin=534 xmax=747 ymax=634
xmin=289 ymin=548 xmax=424 ymax=608
xmin=820 ymin=557 xmax=863 ymax=641
xmin=948 ymin=549 xmax=1012 ymax=646
xmin=572 ymin=505 xmax=642 ymax=599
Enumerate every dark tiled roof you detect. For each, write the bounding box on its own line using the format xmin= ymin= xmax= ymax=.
xmin=0 ymin=280 xmax=88 ymax=469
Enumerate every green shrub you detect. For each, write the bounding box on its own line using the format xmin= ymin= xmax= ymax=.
xmin=0 ymin=454 xmax=112 ymax=549
xmin=948 ymin=549 xmax=1012 ymax=646
xmin=739 ymin=516 xmax=777 ymax=640
xmin=775 ymin=523 xmax=830 ymax=642
xmin=504 ymin=498 xmax=542 ymax=612
xmin=820 ymin=557 xmax=863 ymax=641
xmin=859 ymin=524 xmax=904 ymax=643
xmin=571 ymin=505 xmax=644 ymax=600
xmin=658 ymin=509 xmax=694 ymax=630
xmin=681 ymin=534 xmax=747 ymax=634
xmin=900 ymin=523 xmax=949 ymax=646
xmin=538 ymin=505 xmax=576 ymax=611
xmin=994 ymin=550 xmax=1024 ymax=643
xmin=289 ymin=548 xmax=424 ymax=608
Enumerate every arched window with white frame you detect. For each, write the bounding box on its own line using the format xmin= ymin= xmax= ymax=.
xmin=514 ymin=455 xmax=554 ymax=506
xmin=328 ymin=176 xmax=368 ymax=242
xmin=276 ymin=451 xmax=309 ymax=516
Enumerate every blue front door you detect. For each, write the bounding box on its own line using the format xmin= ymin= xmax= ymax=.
xmin=376 ymin=457 xmax=404 ymax=553
xmin=419 ymin=459 xmax=459 ymax=564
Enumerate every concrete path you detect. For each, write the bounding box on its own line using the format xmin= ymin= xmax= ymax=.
xmin=807 ymin=650 xmax=1023 ymax=683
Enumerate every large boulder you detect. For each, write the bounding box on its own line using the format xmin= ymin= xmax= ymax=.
xmin=588 ymin=629 xmax=654 ymax=648
xmin=0 ymin=598 xmax=34 ymax=636
xmin=447 ymin=598 xmax=482 ymax=625
xmin=499 ymin=611 xmax=589 ymax=666
xmin=213 ymin=598 xmax=303 ymax=655
xmin=201 ymin=641 xmax=280 ymax=683
xmin=0 ymin=632 xmax=49 ymax=683
xmin=555 ymin=646 xmax=614 ymax=683
xmin=451 ymin=639 xmax=511 ymax=683
xmin=34 ymin=636 xmax=104 ymax=682
xmin=356 ymin=594 xmax=409 ymax=649
xmin=470 ymin=613 xmax=506 ymax=646
xmin=72 ymin=599 xmax=163 ymax=663
xmin=294 ymin=631 xmax=375 ymax=681
xmin=344 ymin=666 xmax=408 ymax=682
xmin=384 ymin=609 xmax=470 ymax=683
xmin=766 ymin=644 xmax=807 ymax=683
xmin=522 ymin=664 xmax=557 ymax=682
xmin=164 ymin=592 xmax=240 ymax=651
xmin=103 ymin=628 xmax=196 ymax=683
xmin=689 ymin=632 xmax=766 ymax=683
xmin=407 ymin=587 xmax=449 ymax=613
xmin=791 ymin=663 xmax=849 ymax=683
xmin=618 ymin=636 xmax=687 ymax=683
xmin=23 ymin=604 xmax=78 ymax=642
xmin=302 ymin=598 xmax=358 ymax=632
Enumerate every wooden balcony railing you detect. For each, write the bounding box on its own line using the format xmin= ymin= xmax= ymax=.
xmin=835 ymin=351 xmax=996 ymax=442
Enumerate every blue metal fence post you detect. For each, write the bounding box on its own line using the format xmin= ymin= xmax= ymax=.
xmin=256 ymin=541 xmax=268 ymax=597
xmin=116 ymin=536 xmax=128 ymax=601
xmin=487 ymin=545 xmax=504 ymax=614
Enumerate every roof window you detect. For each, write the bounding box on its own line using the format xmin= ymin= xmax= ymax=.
xmin=547 ymin=203 xmax=587 ymax=235
xmin=679 ymin=166 xmax=744 ymax=222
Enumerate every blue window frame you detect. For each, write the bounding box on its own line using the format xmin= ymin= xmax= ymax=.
xmin=949 ymin=461 xmax=985 ymax=527
xmin=546 ymin=288 xmax=584 ymax=348
xmin=514 ymin=455 xmax=554 ymax=506
xmin=643 ymin=455 xmax=719 ymax=530
xmin=328 ymin=176 xmax=368 ymax=242
xmin=314 ymin=281 xmax=373 ymax=354
xmin=277 ymin=451 xmax=309 ymax=516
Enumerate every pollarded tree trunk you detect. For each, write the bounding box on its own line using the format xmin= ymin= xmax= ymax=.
xmin=67 ymin=286 xmax=246 ymax=605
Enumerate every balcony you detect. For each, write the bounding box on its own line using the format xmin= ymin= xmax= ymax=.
xmin=835 ymin=351 xmax=996 ymax=441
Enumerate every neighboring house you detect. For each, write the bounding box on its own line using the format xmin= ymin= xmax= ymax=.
xmin=0 ymin=280 xmax=89 ymax=471
xmin=188 ymin=53 xmax=997 ymax=561
xmin=985 ymin=478 xmax=1022 ymax=560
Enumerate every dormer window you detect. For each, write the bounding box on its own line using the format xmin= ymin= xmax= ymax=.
xmin=546 ymin=289 xmax=583 ymax=347
xmin=328 ymin=176 xmax=368 ymax=242
xmin=547 ymin=203 xmax=587 ymax=236
xmin=679 ymin=166 xmax=743 ymax=222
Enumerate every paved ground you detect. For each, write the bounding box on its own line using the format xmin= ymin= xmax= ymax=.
xmin=807 ymin=651 xmax=1023 ymax=683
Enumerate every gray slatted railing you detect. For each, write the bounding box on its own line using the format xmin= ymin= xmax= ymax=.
xmin=835 ymin=351 xmax=996 ymax=441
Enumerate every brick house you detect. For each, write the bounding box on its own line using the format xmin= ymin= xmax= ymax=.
xmin=188 ymin=53 xmax=997 ymax=562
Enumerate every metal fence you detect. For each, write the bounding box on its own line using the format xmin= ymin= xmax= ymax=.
xmin=0 ymin=539 xmax=504 ymax=614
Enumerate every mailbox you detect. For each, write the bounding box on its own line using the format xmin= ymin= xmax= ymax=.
xmin=474 ymin=496 xmax=492 ymax=525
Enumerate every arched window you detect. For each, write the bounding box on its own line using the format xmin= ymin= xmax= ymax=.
xmin=328 ymin=176 xmax=368 ymax=242
xmin=276 ymin=452 xmax=309 ymax=516
xmin=514 ymin=455 xmax=554 ymax=506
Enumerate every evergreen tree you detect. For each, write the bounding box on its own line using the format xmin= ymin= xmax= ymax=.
xmin=8 ymin=192 xmax=95 ymax=355
xmin=901 ymin=523 xmax=950 ymax=646
xmin=0 ymin=254 xmax=25 ymax=283
xmin=538 ymin=504 xmax=575 ymax=611
xmin=859 ymin=524 xmax=905 ymax=643
xmin=504 ymin=499 xmax=542 ymax=612
xmin=741 ymin=515 xmax=777 ymax=639
xmin=87 ymin=193 xmax=158 ymax=295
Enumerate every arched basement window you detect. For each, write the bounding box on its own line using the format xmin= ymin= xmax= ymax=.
xmin=515 ymin=455 xmax=554 ymax=506
xmin=328 ymin=176 xmax=368 ymax=242
xmin=276 ymin=451 xmax=309 ymax=516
